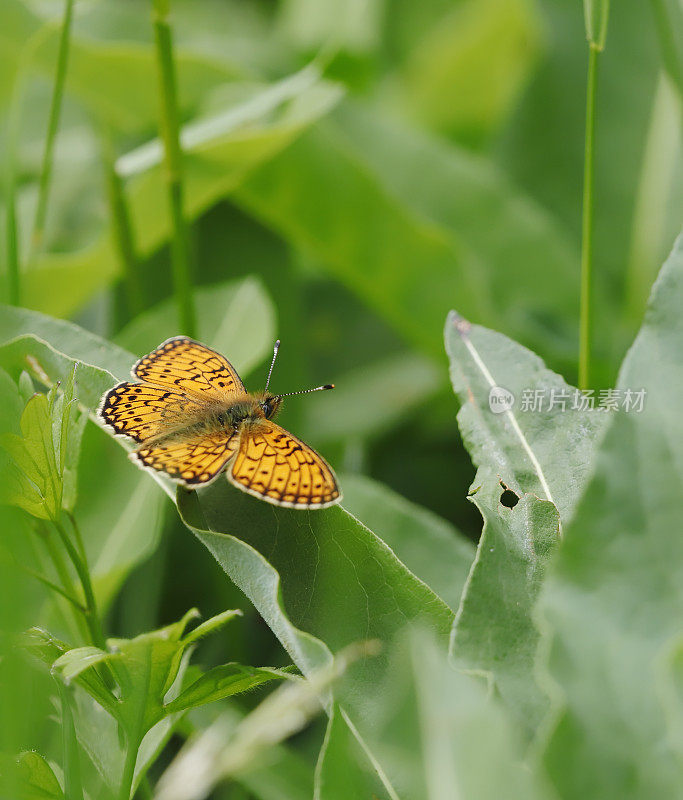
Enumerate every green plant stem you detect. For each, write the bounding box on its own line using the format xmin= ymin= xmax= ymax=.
xmin=29 ymin=0 xmax=76 ymax=265
xmin=119 ymin=735 xmax=140 ymax=800
xmin=4 ymin=70 xmax=23 ymax=305
xmin=102 ymin=131 xmax=144 ymax=316
xmin=578 ymin=42 xmax=601 ymax=390
xmin=39 ymin=524 xmax=89 ymax=643
xmin=17 ymin=559 xmax=85 ymax=611
xmin=151 ymin=0 xmax=196 ymax=337
xmin=54 ymin=519 xmax=106 ymax=650
xmin=58 ymin=682 xmax=83 ymax=800
xmin=67 ymin=510 xmax=87 ymax=565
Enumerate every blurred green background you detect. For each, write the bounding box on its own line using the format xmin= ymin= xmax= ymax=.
xmin=1 ymin=0 xmax=681 ymax=795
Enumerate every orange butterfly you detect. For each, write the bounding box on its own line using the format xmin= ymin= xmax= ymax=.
xmin=98 ymin=337 xmax=341 ymax=509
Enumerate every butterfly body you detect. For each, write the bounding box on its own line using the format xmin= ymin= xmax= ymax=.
xmin=99 ymin=337 xmax=341 ymax=508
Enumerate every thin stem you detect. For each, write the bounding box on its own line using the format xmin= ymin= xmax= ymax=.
xmin=29 ymin=0 xmax=76 ymax=265
xmin=102 ymin=130 xmax=144 ymax=317
xmin=4 ymin=69 xmax=23 ymax=305
xmin=578 ymin=42 xmax=600 ymax=390
xmin=119 ymin=735 xmax=139 ymax=800
xmin=39 ymin=524 xmax=89 ymax=644
xmin=54 ymin=519 xmax=106 ymax=650
xmin=58 ymin=683 xmax=83 ymax=800
xmin=151 ymin=0 xmax=196 ymax=336
xmin=17 ymin=559 xmax=86 ymax=611
xmin=67 ymin=509 xmax=87 ymax=565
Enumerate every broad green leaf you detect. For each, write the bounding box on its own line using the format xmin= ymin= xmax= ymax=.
xmin=444 ymin=309 xmax=606 ymax=524
xmin=450 ymin=468 xmax=559 ymax=731
xmin=299 ymin=352 xmax=442 ymax=444
xmin=339 ymin=473 xmax=475 ymax=612
xmin=23 ymin=70 xmax=343 ymax=317
xmin=398 ymin=0 xmax=542 ymax=139
xmin=315 ymin=704 xmax=381 ymax=800
xmin=178 ymin=482 xmax=453 ymax=794
xmin=13 ymin=750 xmax=64 ymax=800
xmin=361 ymin=628 xmax=551 ymax=800
xmin=116 ymin=276 xmax=275 ymax=379
xmin=165 ymin=664 xmax=291 ymax=715
xmin=539 ymin=235 xmax=683 ymax=798
xmin=233 ymin=100 xmax=580 ymax=361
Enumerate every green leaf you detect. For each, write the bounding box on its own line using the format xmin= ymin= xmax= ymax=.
xmin=181 ymin=609 xmax=243 ymax=648
xmin=165 ymin=664 xmax=291 ymax=715
xmin=116 ymin=276 xmax=275 ymax=379
xmin=539 ymin=235 xmax=683 ymax=798
xmin=1 ymin=392 xmax=61 ymax=520
xmin=444 ymin=310 xmax=607 ymax=524
xmin=233 ymin=100 xmax=580 ymax=361
xmin=398 ymin=0 xmax=543 ymax=139
xmin=13 ymin=750 xmax=65 ymax=800
xmin=339 ymin=473 xmax=475 ymax=612
xmin=299 ymin=352 xmax=442 ymax=444
xmin=315 ymin=704 xmax=381 ymax=800
xmin=360 ymin=628 xmax=550 ymax=800
xmin=451 ymin=468 xmax=559 ymax=731
xmin=52 ymin=646 xmax=117 ymax=684
xmin=24 ymin=69 xmax=343 ymax=317
xmin=178 ymin=481 xmax=453 ymax=793
xmin=157 ymin=643 xmax=373 ymax=800
xmin=22 ymin=628 xmax=118 ymax=717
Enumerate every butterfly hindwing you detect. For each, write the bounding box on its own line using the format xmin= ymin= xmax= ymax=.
xmin=134 ymin=429 xmax=240 ymax=485
xmin=99 ymin=382 xmax=200 ymax=443
xmin=133 ymin=337 xmax=246 ymax=399
xmin=229 ymin=420 xmax=340 ymax=508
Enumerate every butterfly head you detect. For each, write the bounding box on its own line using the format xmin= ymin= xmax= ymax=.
xmin=258 ymin=393 xmax=283 ymax=420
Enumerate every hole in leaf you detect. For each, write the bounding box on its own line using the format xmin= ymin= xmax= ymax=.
xmin=499 ymin=482 xmax=519 ymax=508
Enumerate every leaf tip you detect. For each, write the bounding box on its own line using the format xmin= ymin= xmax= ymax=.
xmin=448 ymin=310 xmax=471 ymax=338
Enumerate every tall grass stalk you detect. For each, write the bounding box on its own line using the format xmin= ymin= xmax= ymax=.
xmin=579 ymin=0 xmax=610 ymax=389
xmin=103 ymin=132 xmax=144 ymax=316
xmin=151 ymin=0 xmax=196 ymax=337
xmin=29 ymin=0 xmax=76 ymax=265
xmin=4 ymin=72 xmax=23 ymax=305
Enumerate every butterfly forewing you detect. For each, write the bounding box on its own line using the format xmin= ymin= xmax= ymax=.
xmin=134 ymin=430 xmax=240 ymax=485
xmin=133 ymin=337 xmax=246 ymax=399
xmin=229 ymin=420 xmax=340 ymax=508
xmin=100 ymin=382 xmax=201 ymax=443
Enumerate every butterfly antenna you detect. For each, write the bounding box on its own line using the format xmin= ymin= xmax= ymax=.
xmin=277 ymin=384 xmax=334 ymax=398
xmin=264 ymin=339 xmax=280 ymax=392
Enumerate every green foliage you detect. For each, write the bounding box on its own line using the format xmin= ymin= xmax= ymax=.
xmin=1 ymin=1 xmax=682 ymax=798
xmin=0 ymin=367 xmax=85 ymax=520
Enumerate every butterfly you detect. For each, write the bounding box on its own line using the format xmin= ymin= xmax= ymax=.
xmin=98 ymin=337 xmax=341 ymax=509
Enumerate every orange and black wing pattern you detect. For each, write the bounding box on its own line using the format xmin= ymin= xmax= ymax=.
xmin=229 ymin=420 xmax=340 ymax=508
xmin=133 ymin=337 xmax=246 ymax=399
xmin=133 ymin=429 xmax=240 ymax=485
xmin=99 ymin=383 xmax=199 ymax=443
